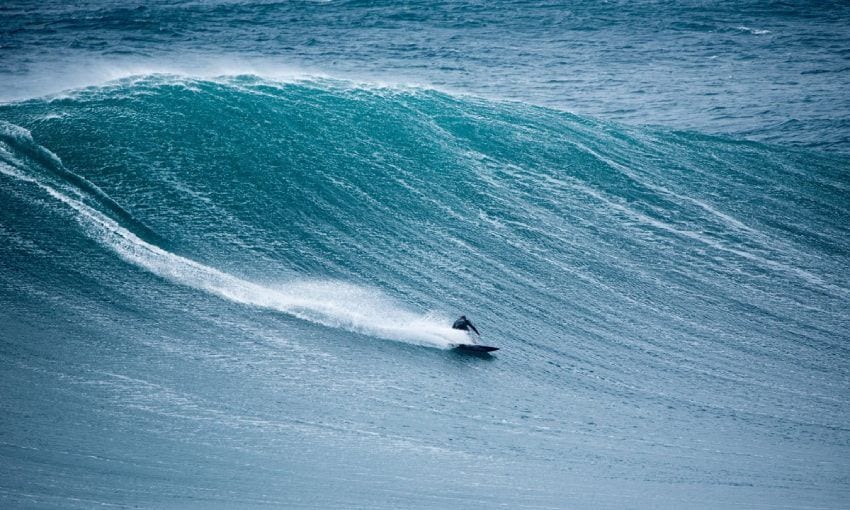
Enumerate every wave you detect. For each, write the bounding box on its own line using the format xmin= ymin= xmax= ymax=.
xmin=2 ymin=73 xmax=849 ymax=508
xmin=1 ymin=74 xmax=848 ymax=355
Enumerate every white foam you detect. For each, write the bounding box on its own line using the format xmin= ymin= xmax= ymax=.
xmin=0 ymin=55 xmax=453 ymax=103
xmin=735 ymin=26 xmax=771 ymax=36
xmin=0 ymin=56 xmax=310 ymax=102
xmin=0 ymin=156 xmax=468 ymax=349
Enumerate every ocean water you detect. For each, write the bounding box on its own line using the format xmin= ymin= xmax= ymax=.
xmin=1 ymin=2 xmax=849 ymax=509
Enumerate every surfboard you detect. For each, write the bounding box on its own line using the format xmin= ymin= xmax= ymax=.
xmin=453 ymin=344 xmax=499 ymax=353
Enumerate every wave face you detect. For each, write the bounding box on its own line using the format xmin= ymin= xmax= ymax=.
xmin=1 ymin=76 xmax=849 ymax=509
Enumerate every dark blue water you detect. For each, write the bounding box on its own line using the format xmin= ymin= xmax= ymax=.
xmin=1 ymin=2 xmax=849 ymax=509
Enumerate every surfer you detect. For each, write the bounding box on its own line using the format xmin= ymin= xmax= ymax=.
xmin=452 ymin=315 xmax=480 ymax=341
xmin=451 ymin=315 xmax=499 ymax=352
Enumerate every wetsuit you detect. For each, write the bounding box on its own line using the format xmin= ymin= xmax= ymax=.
xmin=452 ymin=316 xmax=480 ymax=335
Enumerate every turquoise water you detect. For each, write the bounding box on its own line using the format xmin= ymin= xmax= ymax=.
xmin=2 ymin=3 xmax=850 ymax=509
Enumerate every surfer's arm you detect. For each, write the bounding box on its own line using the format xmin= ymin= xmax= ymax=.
xmin=469 ymin=323 xmax=480 ymax=335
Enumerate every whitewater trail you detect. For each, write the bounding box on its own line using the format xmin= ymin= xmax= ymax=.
xmin=0 ymin=122 xmax=467 ymax=349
